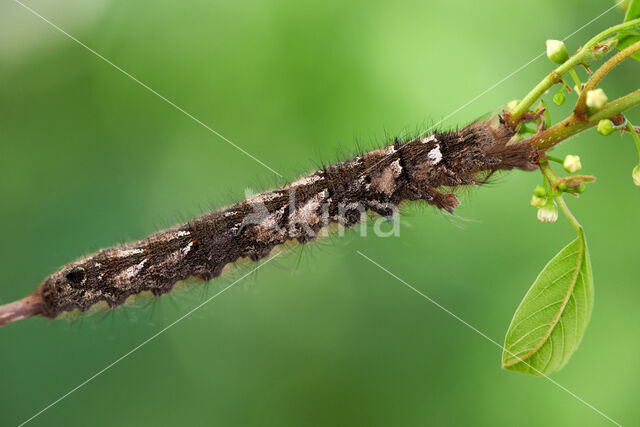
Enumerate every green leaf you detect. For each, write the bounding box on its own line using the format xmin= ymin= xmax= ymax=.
xmin=618 ymin=0 xmax=640 ymax=62
xmin=617 ymin=35 xmax=640 ymax=61
xmin=624 ymin=0 xmax=640 ymax=22
xmin=502 ymin=232 xmax=594 ymax=375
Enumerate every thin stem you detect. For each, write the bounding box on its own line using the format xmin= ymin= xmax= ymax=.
xmin=569 ymin=69 xmax=582 ymax=94
xmin=538 ymin=157 xmax=562 ymax=190
xmin=574 ymin=40 xmax=640 ymax=118
xmin=547 ymin=155 xmax=563 ymax=164
xmin=589 ymin=89 xmax=640 ymax=122
xmin=540 ymin=98 xmax=551 ymax=130
xmin=626 ymin=121 xmax=640 ymax=159
xmin=526 ymin=90 xmax=640 ymax=151
xmin=509 ymin=18 xmax=640 ymax=125
xmin=556 ymin=196 xmax=583 ymax=236
xmin=510 ymin=71 xmax=564 ymax=125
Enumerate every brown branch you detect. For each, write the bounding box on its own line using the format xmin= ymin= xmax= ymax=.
xmin=0 ymin=291 xmax=43 ymax=327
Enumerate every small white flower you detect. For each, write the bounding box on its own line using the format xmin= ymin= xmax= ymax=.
xmin=563 ymin=155 xmax=582 ymax=173
xmin=632 ymin=165 xmax=640 ymax=186
xmin=586 ymin=88 xmax=608 ymax=109
xmin=546 ymin=40 xmax=569 ymax=64
xmin=537 ymin=200 xmax=558 ymax=223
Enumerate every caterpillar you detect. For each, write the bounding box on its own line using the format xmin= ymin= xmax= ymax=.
xmin=0 ymin=118 xmax=537 ymax=327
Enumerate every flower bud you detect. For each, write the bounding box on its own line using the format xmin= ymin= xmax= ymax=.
xmin=546 ymin=40 xmax=569 ymax=64
xmin=530 ymin=195 xmax=546 ymax=209
xmin=552 ymin=91 xmax=565 ymax=106
xmin=563 ymin=155 xmax=582 ymax=173
xmin=633 ymin=165 xmax=640 ymax=186
xmin=597 ymin=119 xmax=614 ymax=136
xmin=586 ymin=88 xmax=608 ymax=109
xmin=575 ymin=184 xmax=586 ymax=194
xmin=537 ymin=200 xmax=558 ymax=223
xmin=533 ymin=185 xmax=547 ymax=197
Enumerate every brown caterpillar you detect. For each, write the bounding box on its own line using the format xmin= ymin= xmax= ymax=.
xmin=0 ymin=119 xmax=537 ymax=326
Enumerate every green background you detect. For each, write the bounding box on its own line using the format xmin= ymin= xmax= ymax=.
xmin=1 ymin=1 xmax=638 ymax=425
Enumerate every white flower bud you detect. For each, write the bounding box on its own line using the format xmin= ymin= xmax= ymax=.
xmin=537 ymin=200 xmax=558 ymax=223
xmin=586 ymin=88 xmax=608 ymax=109
xmin=563 ymin=155 xmax=582 ymax=173
xmin=633 ymin=165 xmax=640 ymax=186
xmin=546 ymin=40 xmax=569 ymax=64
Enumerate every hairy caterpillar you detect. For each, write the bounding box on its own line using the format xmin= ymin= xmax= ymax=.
xmin=0 ymin=119 xmax=537 ymax=326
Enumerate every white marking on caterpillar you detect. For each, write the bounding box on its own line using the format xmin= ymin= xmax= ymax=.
xmin=82 ymin=289 xmax=103 ymax=299
xmin=258 ymin=214 xmax=278 ymax=229
xmin=223 ymin=210 xmax=238 ymax=217
xmin=357 ymin=175 xmax=370 ymax=190
xmin=148 ymin=230 xmax=191 ymax=244
xmin=95 ymin=263 xmax=104 ymax=280
xmin=291 ymin=190 xmax=327 ymax=227
xmin=421 ymin=134 xmax=438 ymax=144
xmin=428 ymin=144 xmax=443 ymax=165
xmin=126 ymin=258 xmax=147 ymax=278
xmin=113 ymin=258 xmax=148 ymax=288
xmin=389 ymin=159 xmax=402 ymax=175
xmin=246 ymin=191 xmax=283 ymax=204
xmin=181 ymin=241 xmax=194 ymax=256
xmin=114 ymin=248 xmax=144 ymax=258
xmin=384 ymin=145 xmax=397 ymax=154
xmin=154 ymin=246 xmax=190 ymax=270
xmin=253 ymin=206 xmax=287 ymax=241
xmin=296 ymin=199 xmax=321 ymax=225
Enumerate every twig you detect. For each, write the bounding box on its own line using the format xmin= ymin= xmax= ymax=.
xmin=526 ymin=90 xmax=640 ymax=150
xmin=509 ymin=17 xmax=640 ymax=125
xmin=574 ymin=40 xmax=640 ymax=118
xmin=0 ymin=292 xmax=43 ymax=327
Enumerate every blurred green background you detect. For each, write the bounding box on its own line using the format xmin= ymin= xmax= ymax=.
xmin=1 ymin=0 xmax=638 ymax=425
